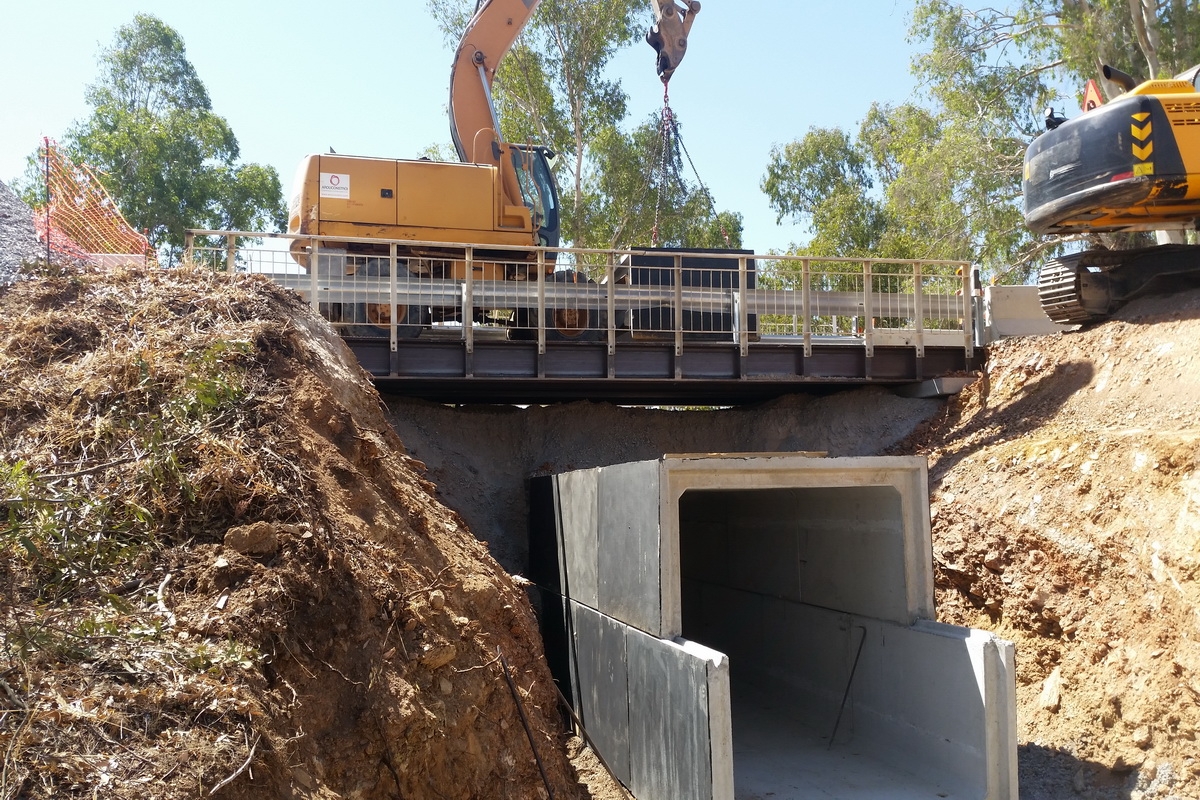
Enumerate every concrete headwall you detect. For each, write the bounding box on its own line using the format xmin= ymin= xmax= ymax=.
xmin=536 ymin=454 xmax=1017 ymax=800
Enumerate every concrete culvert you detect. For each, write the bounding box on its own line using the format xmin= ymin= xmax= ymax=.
xmin=532 ymin=454 xmax=1017 ymax=800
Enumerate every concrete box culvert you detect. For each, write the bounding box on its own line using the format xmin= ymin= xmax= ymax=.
xmin=530 ymin=454 xmax=1017 ymax=800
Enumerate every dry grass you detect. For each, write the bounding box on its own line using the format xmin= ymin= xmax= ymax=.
xmin=0 ymin=264 xmax=307 ymax=798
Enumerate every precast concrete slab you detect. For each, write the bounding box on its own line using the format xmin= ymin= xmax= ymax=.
xmin=534 ymin=454 xmax=1017 ymax=800
xmin=570 ymin=603 xmax=632 ymax=786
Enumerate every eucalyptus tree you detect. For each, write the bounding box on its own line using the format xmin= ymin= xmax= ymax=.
xmin=427 ymin=0 xmax=740 ymax=250
xmin=60 ymin=15 xmax=285 ymax=260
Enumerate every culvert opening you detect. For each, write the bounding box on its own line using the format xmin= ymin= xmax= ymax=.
xmin=678 ymin=486 xmax=969 ymax=799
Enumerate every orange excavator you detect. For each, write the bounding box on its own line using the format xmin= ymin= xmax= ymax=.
xmin=286 ymin=0 xmax=700 ymax=337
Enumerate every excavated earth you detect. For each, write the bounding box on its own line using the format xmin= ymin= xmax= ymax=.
xmin=1 ymin=183 xmax=1198 ymax=798
xmin=895 ymin=286 xmax=1200 ymax=800
xmin=0 ymin=266 xmax=614 ymax=799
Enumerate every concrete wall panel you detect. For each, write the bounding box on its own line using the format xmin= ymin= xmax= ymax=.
xmin=627 ymin=627 xmax=730 ymax=800
xmin=597 ymin=460 xmax=663 ymax=634
xmin=570 ymin=602 xmax=631 ymax=785
xmin=557 ymin=470 xmax=599 ymax=609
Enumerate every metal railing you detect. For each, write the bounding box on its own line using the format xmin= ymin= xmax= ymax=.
xmin=184 ymin=230 xmax=975 ymax=360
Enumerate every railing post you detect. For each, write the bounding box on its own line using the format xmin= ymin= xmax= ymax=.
xmin=862 ymin=260 xmax=874 ymax=358
xmin=801 ymin=258 xmax=812 ymax=357
xmin=674 ymin=254 xmax=684 ymax=379
xmin=606 ymin=251 xmax=616 ymax=378
xmin=914 ymin=262 xmax=925 ymax=359
xmin=309 ymin=238 xmax=320 ymax=315
xmin=737 ymin=256 xmax=748 ymax=359
xmin=537 ymin=249 xmax=546 ymax=361
xmin=389 ymin=243 xmax=398 ymax=354
xmin=963 ymin=265 xmax=976 ymax=359
xmin=463 ymin=247 xmax=475 ymax=362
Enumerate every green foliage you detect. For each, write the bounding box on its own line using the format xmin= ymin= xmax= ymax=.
xmin=1 ymin=339 xmax=252 ymax=598
xmin=760 ymin=1 xmax=1073 ymax=280
xmin=427 ymin=0 xmax=738 ymax=249
xmin=50 ymin=15 xmax=285 ymax=261
xmin=587 ymin=115 xmax=743 ymax=250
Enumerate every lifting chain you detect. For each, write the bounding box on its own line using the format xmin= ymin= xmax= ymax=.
xmin=650 ymin=81 xmax=730 ymax=248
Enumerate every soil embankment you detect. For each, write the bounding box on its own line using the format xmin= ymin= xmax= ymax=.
xmin=0 ymin=266 xmax=601 ymax=799
xmin=895 ymin=287 xmax=1200 ymax=799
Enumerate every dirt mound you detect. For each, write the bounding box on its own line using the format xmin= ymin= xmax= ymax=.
xmin=0 ymin=266 xmax=605 ymax=799
xmin=894 ymin=287 xmax=1200 ymax=798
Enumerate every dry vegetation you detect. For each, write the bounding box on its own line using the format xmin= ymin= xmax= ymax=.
xmin=0 ymin=265 xmax=612 ymax=799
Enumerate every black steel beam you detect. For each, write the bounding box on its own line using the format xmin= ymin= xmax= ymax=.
xmin=350 ymin=337 xmax=983 ymax=405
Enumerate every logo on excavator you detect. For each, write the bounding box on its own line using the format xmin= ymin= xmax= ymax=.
xmin=320 ymin=172 xmax=351 ymax=199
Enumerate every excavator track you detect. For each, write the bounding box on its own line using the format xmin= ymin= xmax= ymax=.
xmin=1038 ymin=255 xmax=1100 ymax=325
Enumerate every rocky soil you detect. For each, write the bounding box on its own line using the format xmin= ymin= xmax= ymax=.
xmin=0 ymin=266 xmax=613 ymax=799
xmin=895 ymin=286 xmax=1200 ymax=799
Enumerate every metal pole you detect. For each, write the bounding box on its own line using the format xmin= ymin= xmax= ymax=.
xmin=737 ymin=256 xmax=748 ymax=357
xmin=674 ymin=255 xmax=683 ymax=379
xmin=389 ymin=243 xmax=398 ymax=353
xmin=914 ymin=263 xmax=925 ymax=359
xmin=802 ymin=258 xmax=812 ymax=357
xmin=43 ymin=138 xmax=51 ymax=268
xmin=537 ymin=250 xmax=546 ymax=357
xmin=862 ymin=261 xmax=874 ymax=358
xmin=309 ymin=238 xmax=320 ymax=315
xmin=606 ymin=251 xmax=616 ymax=377
xmin=464 ymin=247 xmax=475 ymax=355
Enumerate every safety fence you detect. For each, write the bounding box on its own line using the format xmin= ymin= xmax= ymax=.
xmin=185 ymin=230 xmax=975 ymax=358
xmin=35 ymin=139 xmax=156 ymax=267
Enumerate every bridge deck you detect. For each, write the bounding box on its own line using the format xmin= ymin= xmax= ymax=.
xmin=187 ymin=232 xmax=983 ymax=403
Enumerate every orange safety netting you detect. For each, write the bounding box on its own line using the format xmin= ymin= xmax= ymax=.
xmin=33 ymin=138 xmax=157 ymax=267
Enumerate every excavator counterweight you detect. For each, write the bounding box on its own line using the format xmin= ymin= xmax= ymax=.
xmin=1023 ymin=63 xmax=1200 ymax=323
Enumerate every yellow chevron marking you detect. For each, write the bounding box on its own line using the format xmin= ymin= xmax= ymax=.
xmin=1134 ymin=162 xmax=1154 ymax=176
xmin=1133 ymin=142 xmax=1154 ymax=160
xmin=1131 ymin=122 xmax=1152 ymax=140
xmin=1132 ymin=112 xmax=1151 ymax=121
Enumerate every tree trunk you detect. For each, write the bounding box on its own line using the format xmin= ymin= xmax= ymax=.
xmin=1127 ymin=0 xmax=1162 ymax=78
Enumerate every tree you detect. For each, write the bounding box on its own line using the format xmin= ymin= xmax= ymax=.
xmin=761 ymin=1 xmax=1064 ymax=280
xmin=59 ymin=15 xmax=285 ymax=261
xmin=427 ymin=0 xmax=739 ymax=250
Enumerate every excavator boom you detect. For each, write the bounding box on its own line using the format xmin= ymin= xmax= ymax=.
xmin=449 ymin=0 xmax=542 ymax=166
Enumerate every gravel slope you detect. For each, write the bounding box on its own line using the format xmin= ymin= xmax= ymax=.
xmin=0 ymin=179 xmax=43 ymax=285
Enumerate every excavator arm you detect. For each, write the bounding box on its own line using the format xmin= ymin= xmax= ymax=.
xmin=646 ymin=0 xmax=700 ymax=82
xmin=448 ymin=0 xmax=541 ymax=167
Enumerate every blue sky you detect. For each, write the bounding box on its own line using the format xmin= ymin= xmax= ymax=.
xmin=1 ymin=0 xmax=922 ymax=253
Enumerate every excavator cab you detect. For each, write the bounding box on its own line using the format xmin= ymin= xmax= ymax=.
xmin=509 ymin=144 xmax=561 ymax=248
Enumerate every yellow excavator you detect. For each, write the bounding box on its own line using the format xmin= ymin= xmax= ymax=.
xmin=1023 ymin=63 xmax=1200 ymax=323
xmin=287 ymin=0 xmax=700 ymax=337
